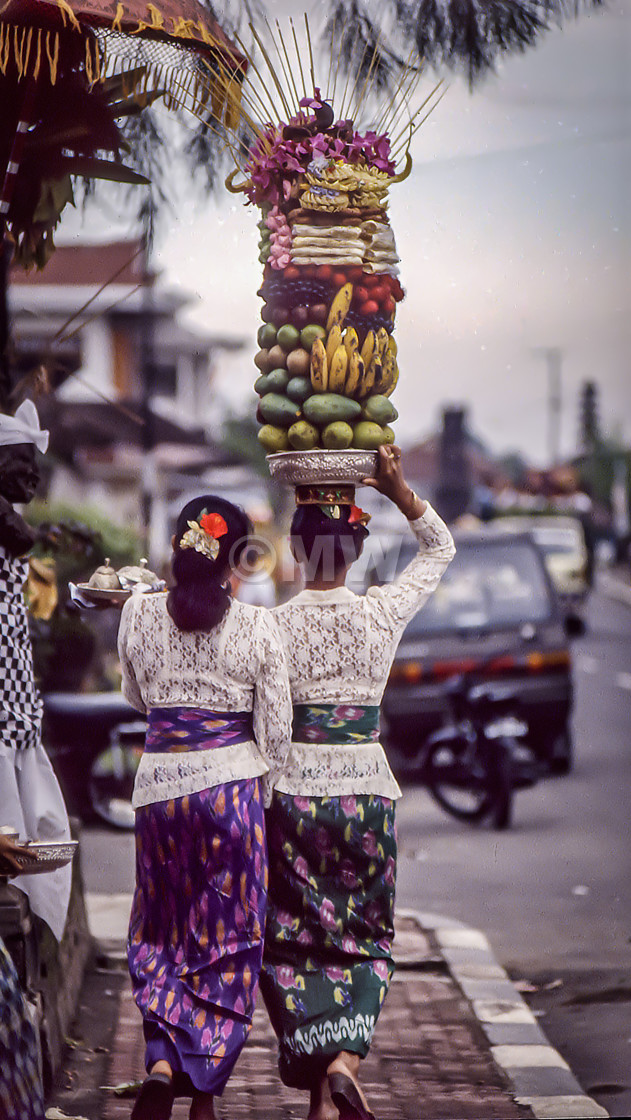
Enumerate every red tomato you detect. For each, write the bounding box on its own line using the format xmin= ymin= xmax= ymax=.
xmin=392 ymin=279 xmax=405 ymax=301
xmin=346 ymin=266 xmax=364 ymax=281
xmin=364 ymin=274 xmax=383 ymax=289
xmin=316 ymin=265 xmax=333 ymax=280
xmin=360 ymin=299 xmax=380 ymax=315
xmin=332 ymin=271 xmax=348 ymax=287
xmin=354 ymin=285 xmax=370 ymax=304
xmin=283 ymin=265 xmax=300 ymax=279
xmin=384 ymin=295 xmax=396 ymax=315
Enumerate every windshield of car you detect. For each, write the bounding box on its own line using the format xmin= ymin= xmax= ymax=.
xmin=400 ymin=539 xmax=553 ymax=635
xmin=529 ymin=527 xmax=583 ymax=556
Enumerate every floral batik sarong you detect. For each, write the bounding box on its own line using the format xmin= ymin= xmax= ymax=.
xmin=260 ymin=704 xmax=396 ymax=1088
xmin=0 ymin=938 xmax=44 ymax=1120
xmin=127 ymin=708 xmax=267 ymax=1096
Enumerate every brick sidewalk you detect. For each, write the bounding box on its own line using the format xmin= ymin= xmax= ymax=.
xmin=96 ymin=917 xmax=532 ymax=1120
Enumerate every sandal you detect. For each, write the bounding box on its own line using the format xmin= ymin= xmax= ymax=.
xmin=328 ymin=1071 xmax=376 ymax=1120
xmin=130 ymin=1071 xmax=175 ymax=1120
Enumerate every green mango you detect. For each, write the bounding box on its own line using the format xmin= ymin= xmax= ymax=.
xmin=322 ymin=421 xmax=354 ymax=449
xmin=352 ymin=420 xmax=389 ymax=450
xmin=258 ymin=425 xmax=290 ymax=452
xmin=266 ymin=368 xmax=290 ymax=393
xmin=288 ymin=420 xmax=319 ymax=450
xmin=259 ymin=393 xmax=302 ymax=428
xmin=362 ymin=394 xmax=398 ymax=426
xmin=303 ymin=393 xmax=362 ymax=426
xmin=286 ymin=376 xmax=312 ymax=403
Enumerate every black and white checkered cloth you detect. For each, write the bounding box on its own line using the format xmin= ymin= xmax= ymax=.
xmin=0 ymin=545 xmax=43 ymax=751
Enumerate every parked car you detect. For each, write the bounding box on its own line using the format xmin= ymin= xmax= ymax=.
xmin=364 ymin=530 xmax=575 ymax=774
xmin=492 ymin=515 xmax=589 ymax=626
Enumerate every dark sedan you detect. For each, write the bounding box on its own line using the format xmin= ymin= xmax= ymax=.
xmin=367 ymin=531 xmax=574 ymax=774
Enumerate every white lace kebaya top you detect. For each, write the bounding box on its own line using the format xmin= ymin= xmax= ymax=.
xmin=117 ymin=595 xmax=292 ymax=809
xmin=272 ymin=502 xmax=455 ymax=801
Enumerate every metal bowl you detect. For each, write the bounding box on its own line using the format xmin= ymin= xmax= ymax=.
xmin=267 ymin=449 xmax=379 ymax=486
xmin=14 ymin=840 xmax=78 ymax=875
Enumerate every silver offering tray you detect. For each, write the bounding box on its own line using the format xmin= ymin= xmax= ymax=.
xmin=75 ymin=584 xmax=132 ymax=604
xmin=267 ymin=449 xmax=379 ymax=486
xmin=13 ymin=840 xmax=78 ymax=875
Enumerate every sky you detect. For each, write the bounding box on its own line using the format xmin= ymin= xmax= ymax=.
xmin=61 ymin=0 xmax=630 ymax=466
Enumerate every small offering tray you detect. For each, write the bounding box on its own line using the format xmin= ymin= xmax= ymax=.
xmin=75 ymin=585 xmax=132 ymax=604
xmin=14 ymin=840 xmax=78 ymax=875
xmin=267 ymin=449 xmax=378 ymax=487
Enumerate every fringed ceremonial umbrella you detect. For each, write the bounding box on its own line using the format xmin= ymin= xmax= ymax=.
xmin=0 ymin=0 xmax=247 ymax=268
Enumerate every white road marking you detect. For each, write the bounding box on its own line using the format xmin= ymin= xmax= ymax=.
xmin=576 ymin=655 xmax=598 ymax=674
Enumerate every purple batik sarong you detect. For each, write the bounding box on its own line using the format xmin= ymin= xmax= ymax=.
xmin=127 ymin=708 xmax=267 ymax=1096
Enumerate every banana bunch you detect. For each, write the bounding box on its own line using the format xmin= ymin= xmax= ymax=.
xmin=311 ymin=318 xmax=399 ymax=399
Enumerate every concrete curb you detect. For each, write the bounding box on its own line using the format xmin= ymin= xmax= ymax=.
xmin=398 ymin=909 xmax=609 ymax=1119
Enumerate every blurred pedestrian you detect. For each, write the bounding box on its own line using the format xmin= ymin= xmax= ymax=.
xmin=0 ymin=401 xmax=72 ymax=945
xmin=118 ymin=496 xmax=292 ymax=1120
xmin=261 ymin=447 xmax=455 ymax=1120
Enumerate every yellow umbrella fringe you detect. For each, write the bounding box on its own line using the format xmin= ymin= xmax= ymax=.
xmin=131 ymin=4 xmax=165 ymax=36
xmin=55 ymin=0 xmax=81 ymax=32
xmin=248 ymin=23 xmax=293 ymax=120
xmin=33 ymin=27 xmax=42 ymax=80
xmin=112 ymin=4 xmax=124 ymax=33
xmin=289 ymin=17 xmax=308 ymax=100
xmin=14 ymin=24 xmax=24 ymax=79
xmin=269 ymin=18 xmax=301 ymax=112
xmin=170 ymin=19 xmax=199 ymax=41
xmin=22 ymin=26 xmax=33 ymax=80
xmin=45 ymin=29 xmax=59 ymax=84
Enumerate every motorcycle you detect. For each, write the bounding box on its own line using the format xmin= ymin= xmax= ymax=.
xmin=423 ymin=674 xmax=542 ymax=829
xmin=42 ymin=692 xmax=145 ymax=830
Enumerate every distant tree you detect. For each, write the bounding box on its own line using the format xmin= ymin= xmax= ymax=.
xmin=327 ymin=1 xmax=606 ymax=88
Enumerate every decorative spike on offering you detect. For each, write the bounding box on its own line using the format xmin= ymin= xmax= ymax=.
xmin=218 ymin=17 xmax=443 ymax=488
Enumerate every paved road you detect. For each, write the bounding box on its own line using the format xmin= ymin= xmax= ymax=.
xmin=79 ymin=577 xmax=631 ymax=1116
xmin=395 ymin=580 xmax=631 ymax=1117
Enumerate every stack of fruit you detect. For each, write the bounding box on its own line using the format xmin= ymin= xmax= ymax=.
xmin=248 ymin=91 xmax=406 ymax=458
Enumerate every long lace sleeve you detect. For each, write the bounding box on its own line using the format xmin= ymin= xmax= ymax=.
xmin=366 ymin=501 xmax=456 ymax=630
xmin=117 ymin=596 xmax=146 ymax=714
xmin=252 ymin=611 xmax=292 ymax=806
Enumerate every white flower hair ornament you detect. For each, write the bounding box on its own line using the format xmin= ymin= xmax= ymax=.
xmin=179 ymin=510 xmax=229 ymax=562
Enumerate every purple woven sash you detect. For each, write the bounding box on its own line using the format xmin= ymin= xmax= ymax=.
xmin=145 ymin=707 xmax=253 ymax=753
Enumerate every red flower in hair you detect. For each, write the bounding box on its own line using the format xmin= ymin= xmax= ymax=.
xmin=199 ymin=512 xmax=228 ymax=539
xmin=349 ymin=505 xmax=371 ymax=526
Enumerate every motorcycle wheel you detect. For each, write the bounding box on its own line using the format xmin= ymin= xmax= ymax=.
xmin=88 ymin=741 xmax=142 ymax=830
xmin=425 ymin=741 xmax=495 ymax=822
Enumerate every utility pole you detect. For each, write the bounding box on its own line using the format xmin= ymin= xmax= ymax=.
xmin=534 ymin=347 xmax=562 ymax=466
